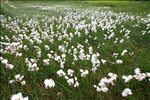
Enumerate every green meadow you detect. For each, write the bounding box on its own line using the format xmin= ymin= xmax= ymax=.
xmin=0 ymin=1 xmax=150 ymax=100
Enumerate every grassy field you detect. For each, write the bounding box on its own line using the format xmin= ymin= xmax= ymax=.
xmin=1 ymin=1 xmax=150 ymax=100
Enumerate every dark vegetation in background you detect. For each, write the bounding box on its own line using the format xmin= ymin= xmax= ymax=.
xmin=4 ymin=0 xmax=150 ymax=1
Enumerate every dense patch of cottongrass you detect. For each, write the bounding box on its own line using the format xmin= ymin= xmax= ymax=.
xmin=94 ymin=73 xmax=118 ymax=93
xmin=0 ymin=3 xmax=150 ymax=99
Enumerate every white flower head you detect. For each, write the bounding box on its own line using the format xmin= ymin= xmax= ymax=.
xmin=134 ymin=68 xmax=141 ymax=74
xmin=101 ymin=87 xmax=108 ymax=93
xmin=6 ymin=64 xmax=14 ymax=69
xmin=11 ymin=92 xmax=28 ymax=100
xmin=1 ymin=59 xmax=8 ymax=65
xmin=43 ymin=59 xmax=49 ymax=65
xmin=122 ymin=88 xmax=132 ymax=97
xmin=21 ymin=80 xmax=26 ymax=86
xmin=116 ymin=59 xmax=123 ymax=64
xmin=74 ymin=81 xmax=79 ymax=87
xmin=61 ymin=54 xmax=66 ymax=58
xmin=44 ymin=79 xmax=55 ymax=89
xmin=57 ymin=69 xmax=66 ymax=77
xmin=80 ymin=69 xmax=89 ymax=77
xmin=101 ymin=59 xmax=107 ymax=64
xmin=11 ymin=92 xmax=23 ymax=100
xmin=121 ymin=49 xmax=128 ymax=56
xmin=122 ymin=75 xmax=133 ymax=83
xmin=15 ymin=74 xmax=24 ymax=82
xmin=67 ymin=69 xmax=74 ymax=77
xmin=9 ymin=80 xmax=15 ymax=84
xmin=67 ymin=78 xmax=74 ymax=85
xmin=134 ymin=73 xmax=147 ymax=81
xmin=44 ymin=45 xmax=50 ymax=50
xmin=146 ymin=72 xmax=150 ymax=77
xmin=0 ymin=57 xmax=3 ymax=60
